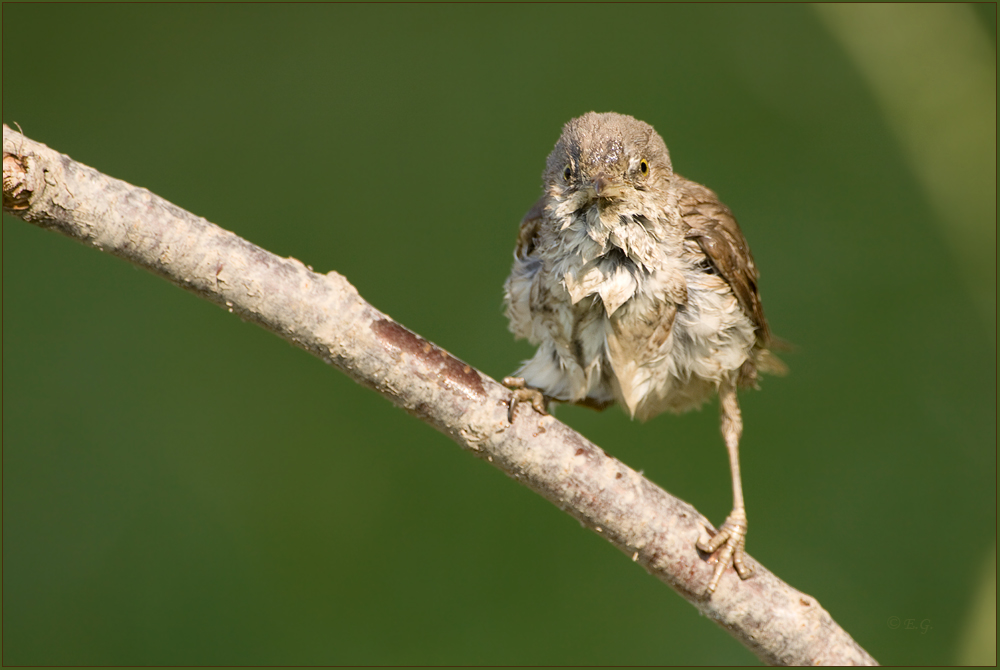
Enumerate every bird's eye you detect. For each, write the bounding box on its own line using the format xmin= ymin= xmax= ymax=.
xmin=639 ymin=159 xmax=649 ymax=176
xmin=563 ymin=164 xmax=573 ymax=181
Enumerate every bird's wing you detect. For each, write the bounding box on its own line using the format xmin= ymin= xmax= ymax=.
xmin=514 ymin=195 xmax=546 ymax=259
xmin=504 ymin=196 xmax=548 ymax=344
xmin=676 ymin=175 xmax=771 ymax=346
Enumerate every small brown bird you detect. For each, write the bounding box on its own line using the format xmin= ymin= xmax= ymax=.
xmin=503 ymin=112 xmax=783 ymax=594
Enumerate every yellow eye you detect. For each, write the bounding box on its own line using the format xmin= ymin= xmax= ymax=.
xmin=563 ymin=164 xmax=573 ymax=181
xmin=639 ymin=159 xmax=649 ymax=175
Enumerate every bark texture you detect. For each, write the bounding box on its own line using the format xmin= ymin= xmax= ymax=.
xmin=2 ymin=125 xmax=877 ymax=666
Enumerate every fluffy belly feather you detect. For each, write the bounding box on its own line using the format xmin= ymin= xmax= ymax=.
xmin=505 ymin=245 xmax=756 ymax=419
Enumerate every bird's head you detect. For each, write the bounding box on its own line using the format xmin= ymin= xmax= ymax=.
xmin=543 ymin=112 xmax=673 ymax=212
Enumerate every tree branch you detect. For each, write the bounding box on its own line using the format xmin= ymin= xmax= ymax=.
xmin=2 ymin=124 xmax=876 ymax=666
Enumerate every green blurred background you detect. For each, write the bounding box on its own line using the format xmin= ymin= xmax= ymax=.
xmin=3 ymin=4 xmax=995 ymax=665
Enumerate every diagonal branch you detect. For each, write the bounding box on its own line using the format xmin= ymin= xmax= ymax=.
xmin=2 ymin=125 xmax=877 ymax=666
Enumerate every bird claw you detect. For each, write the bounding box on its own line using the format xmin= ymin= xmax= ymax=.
xmin=503 ymin=376 xmax=547 ymax=422
xmin=697 ymin=509 xmax=753 ymax=594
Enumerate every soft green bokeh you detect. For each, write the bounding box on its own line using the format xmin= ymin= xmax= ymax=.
xmin=3 ymin=4 xmax=995 ymax=665
xmin=817 ymin=3 xmax=996 ymax=329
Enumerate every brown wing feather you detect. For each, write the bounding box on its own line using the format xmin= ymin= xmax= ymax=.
xmin=676 ymin=175 xmax=772 ymax=346
xmin=515 ymin=196 xmax=546 ymax=259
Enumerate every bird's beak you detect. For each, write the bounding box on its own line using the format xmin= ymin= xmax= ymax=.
xmin=591 ymin=172 xmax=624 ymax=198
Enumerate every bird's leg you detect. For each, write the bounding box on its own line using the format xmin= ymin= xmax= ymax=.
xmin=697 ymin=378 xmax=754 ymax=593
xmin=502 ymin=376 xmax=548 ymax=422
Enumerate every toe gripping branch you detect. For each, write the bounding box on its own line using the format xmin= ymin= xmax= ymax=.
xmin=697 ymin=508 xmax=753 ymax=594
xmin=503 ymin=376 xmax=548 ymax=422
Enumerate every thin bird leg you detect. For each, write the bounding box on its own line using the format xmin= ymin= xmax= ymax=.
xmin=697 ymin=377 xmax=754 ymax=593
xmin=502 ymin=376 xmax=548 ymax=422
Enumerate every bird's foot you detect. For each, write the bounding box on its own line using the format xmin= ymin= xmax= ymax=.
xmin=502 ymin=376 xmax=547 ymax=422
xmin=697 ymin=508 xmax=753 ymax=594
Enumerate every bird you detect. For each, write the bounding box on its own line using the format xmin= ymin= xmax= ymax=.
xmin=502 ymin=111 xmax=784 ymax=594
